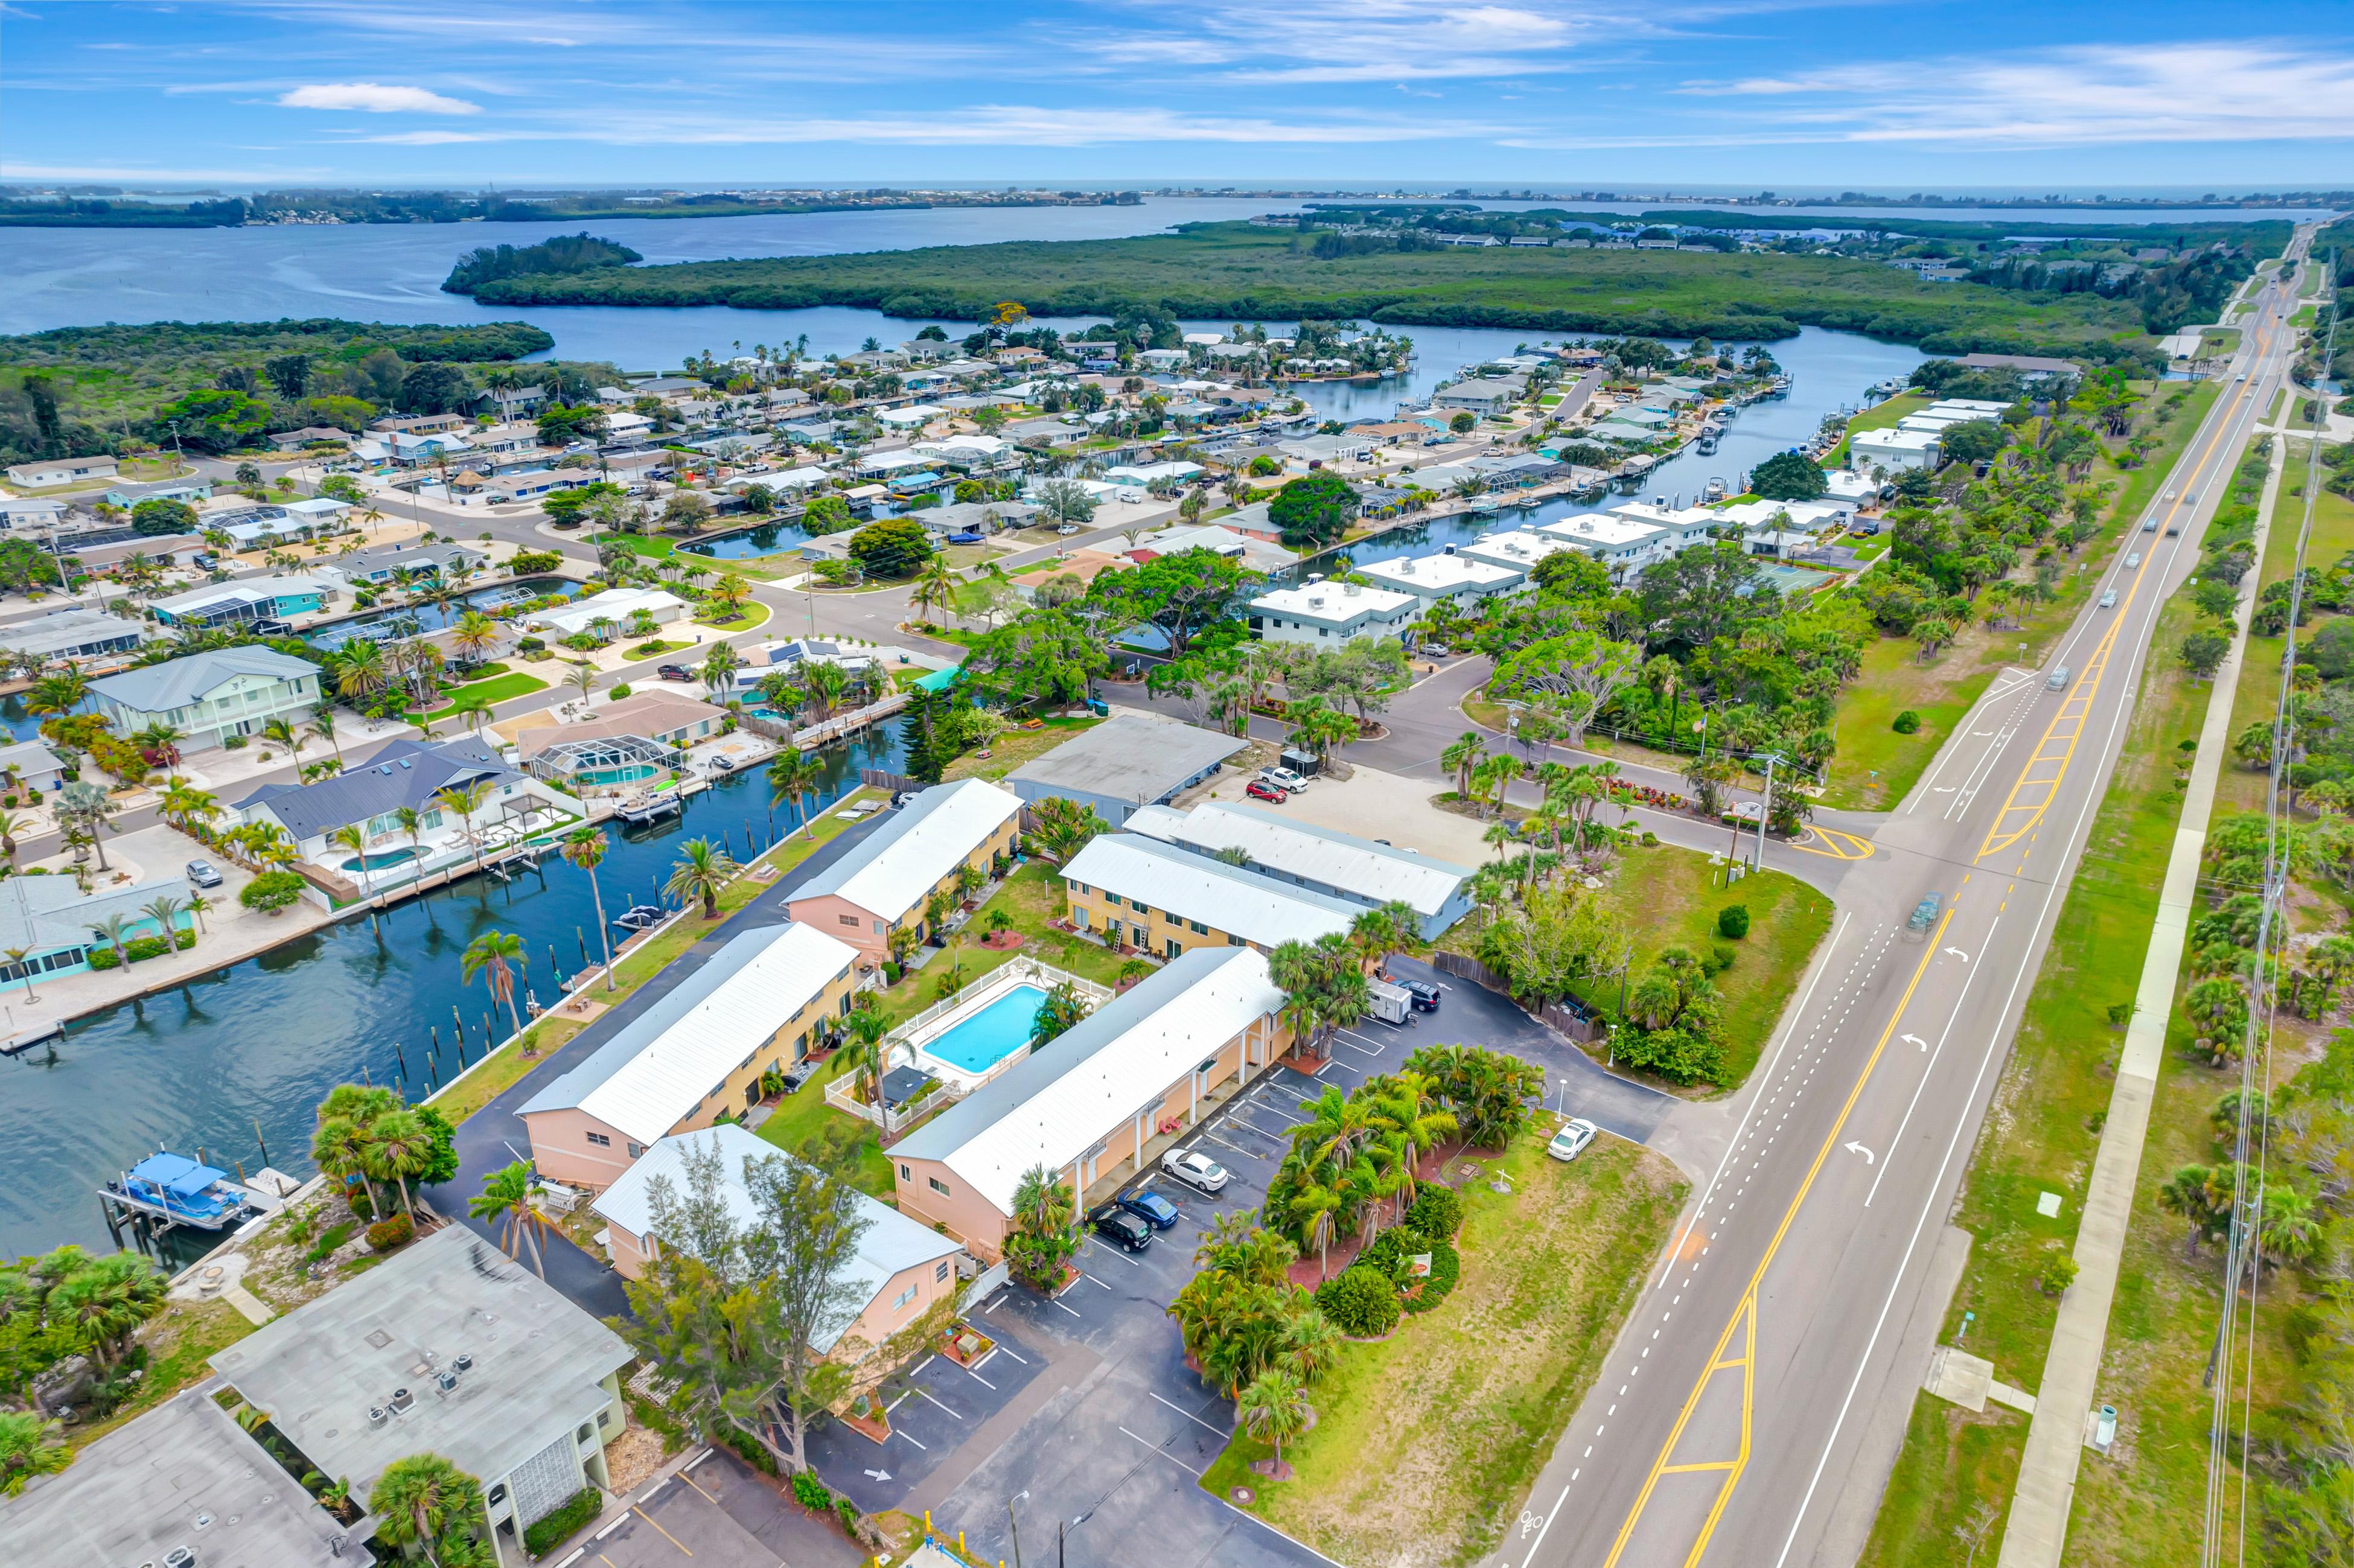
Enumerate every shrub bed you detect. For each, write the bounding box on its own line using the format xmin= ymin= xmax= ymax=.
xmin=365 ymin=1213 xmax=413 ymax=1251
xmin=523 ymin=1488 xmax=602 ymax=1555
xmin=124 ymin=934 xmax=172 ymax=962
xmin=1316 ymin=1264 xmax=1401 ymax=1337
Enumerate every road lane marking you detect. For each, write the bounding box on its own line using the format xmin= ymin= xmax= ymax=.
xmin=1606 ymin=908 xmax=1956 ymax=1568
xmin=1118 ymin=1425 xmax=1201 ymax=1474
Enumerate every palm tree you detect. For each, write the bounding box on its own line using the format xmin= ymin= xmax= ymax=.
xmin=397 ymin=805 xmax=424 ymax=858
xmin=334 ymin=640 xmax=391 ymax=706
xmin=326 ymin=824 xmax=366 ymax=867
xmin=56 ymin=782 xmax=118 ymax=872
xmin=303 ymin=706 xmax=343 ymax=762
xmin=451 ymin=693 xmax=493 ymax=736
xmin=0 ymin=809 xmax=24 ymax=873
xmin=1441 ymin=730 xmax=1487 ymax=802
xmin=664 ymin=838 xmax=739 ymax=919
xmin=365 ymin=1108 xmax=433 ymax=1225
xmin=88 ymin=913 xmax=133 ymax=968
xmin=141 ymin=894 xmax=187 ymax=950
xmin=369 ymin=1452 xmax=486 ymax=1568
xmin=0 ymin=1411 xmax=71 ymax=1497
xmin=311 ymin=1114 xmax=383 ymax=1219
xmin=844 ymin=1005 xmax=890 ymax=1131
xmin=1281 ymin=1306 xmax=1344 ymax=1383
xmin=448 ymin=610 xmax=501 ymax=667
xmin=1237 ymin=1367 xmax=1313 ymax=1476
xmin=767 ymin=747 xmax=824 ymax=839
xmin=24 ymin=668 xmax=89 ymax=719
xmin=913 ymin=553 xmax=957 ymax=625
xmin=468 ymin=1162 xmax=557 ymax=1279
xmin=460 ymin=929 xmax=529 ymax=1041
xmin=433 ymin=782 xmax=491 ymax=871
xmin=565 ymin=660 xmax=597 ymax=704
xmin=3 ymin=946 xmax=37 ymax=1000
xmin=700 ymin=641 xmax=742 ymax=701
xmin=805 ymin=659 xmax=849 ymax=722
xmin=560 ymin=827 xmax=617 ymax=992
xmin=186 ymin=892 xmax=214 ymax=935
xmin=261 ymin=716 xmax=301 ymax=757
xmin=1472 ymin=753 xmax=1519 ymax=819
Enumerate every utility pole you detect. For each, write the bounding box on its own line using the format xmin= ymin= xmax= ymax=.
xmin=1752 ymin=750 xmax=1783 ymax=870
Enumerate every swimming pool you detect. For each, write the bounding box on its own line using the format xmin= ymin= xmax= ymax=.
xmin=918 ymin=983 xmax=1047 ymax=1076
xmin=338 ymin=846 xmax=424 ymax=873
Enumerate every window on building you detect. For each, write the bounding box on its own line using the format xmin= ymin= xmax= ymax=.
xmin=892 ymin=1284 xmax=918 ymax=1311
xmin=875 ymin=920 xmax=887 ymax=934
xmin=1163 ymin=910 xmax=1180 ymax=926
xmin=838 ymin=913 xmax=860 ymax=927
xmin=928 ymin=1176 xmax=951 ymax=1196
xmin=1191 ymin=919 xmax=1208 ymax=934
xmin=627 ymin=1143 xmax=644 ymax=1158
xmin=577 ymin=1423 xmax=594 ymax=1444
xmin=900 ymin=1164 xmax=911 ymax=1181
xmin=487 ymin=1484 xmax=509 ymax=1506
xmin=587 ymin=1132 xmax=610 ymax=1147
xmin=1073 ymin=908 xmax=1089 ymax=929
xmin=1071 ymin=881 xmax=1089 ymax=895
xmin=1132 ymin=902 xmax=1150 ymax=916
xmin=936 ymin=1260 xmax=951 ymax=1283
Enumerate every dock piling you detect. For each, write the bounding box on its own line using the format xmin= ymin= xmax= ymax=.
xmin=254 ymin=1119 xmax=270 ymax=1168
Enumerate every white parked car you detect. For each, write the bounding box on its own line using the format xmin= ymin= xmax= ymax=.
xmin=1258 ymin=766 xmax=1310 ymax=793
xmin=1056 ymin=523 xmax=1082 ymax=536
xmin=1547 ymin=1118 xmax=1600 ymax=1162
xmin=1161 ymin=1148 xmax=1229 ymax=1193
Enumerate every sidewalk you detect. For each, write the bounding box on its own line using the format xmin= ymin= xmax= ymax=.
xmin=1994 ymin=427 xmax=2285 ymax=1566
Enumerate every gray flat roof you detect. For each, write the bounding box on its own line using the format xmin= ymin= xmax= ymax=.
xmin=1005 ymin=712 xmax=1245 ymax=808
xmin=0 ymin=1386 xmax=357 ymax=1568
xmin=209 ymin=1225 xmax=630 ymax=1497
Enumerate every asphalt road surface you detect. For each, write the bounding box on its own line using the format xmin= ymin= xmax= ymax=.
xmin=1515 ymin=231 xmax=2318 ymax=1568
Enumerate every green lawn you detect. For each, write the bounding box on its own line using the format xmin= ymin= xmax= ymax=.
xmin=591 ymin=532 xmax=676 ymax=559
xmin=420 ymin=670 xmax=547 ymax=718
xmin=1203 ymin=1128 xmax=1686 ymax=1568
xmin=696 ymin=598 xmax=771 ymax=632
xmin=752 ymin=1047 xmax=895 ymax=1197
xmin=1822 ymin=381 xmax=2221 ymax=811
xmin=66 ymin=1299 xmax=257 ymax=1455
xmin=940 ymin=715 xmax=1102 ymax=783
xmin=1568 ymin=841 xmax=1832 ymax=1092
xmin=1825 ymin=393 xmax=1928 ymax=467
xmin=1860 ymin=570 xmax=2292 ymax=1567
xmin=623 ymin=639 xmax=694 ymax=660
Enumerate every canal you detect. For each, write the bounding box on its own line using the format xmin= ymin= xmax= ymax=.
xmin=0 ymin=726 xmax=906 ymax=1258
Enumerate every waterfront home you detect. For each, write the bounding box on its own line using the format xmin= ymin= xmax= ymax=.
xmin=1103 ymin=459 xmax=1202 ymax=489
xmin=890 ymin=948 xmax=1287 ymax=1259
xmin=1064 ymin=833 xmax=1359 ymax=957
xmin=208 ymin=1225 xmax=632 ymax=1567
xmin=1126 ymin=799 xmax=1477 ymax=940
xmin=0 ymin=738 xmax=67 ymax=792
xmin=786 ymin=779 xmax=1024 ymax=961
xmin=328 ymin=539 xmax=490 ymax=588
xmin=517 ymin=692 xmax=727 ymax=788
xmin=1206 ymin=499 xmax=1289 ymax=543
xmin=1469 ymin=451 xmax=1572 ymax=488
xmin=0 ymin=1386 xmax=355 ymax=1568
xmin=917 ymin=499 xmax=1039 ymax=537
xmin=1849 ymin=427 xmax=1943 ymax=473
xmin=1248 ymin=579 xmax=1420 ymax=646
xmin=1278 ymin=433 xmax=1373 ymax=469
xmin=1458 ymin=527 xmax=1582 ymax=579
xmin=1535 ymin=513 xmax=1672 ymax=579
xmin=1005 ymin=712 xmax=1244 ymax=828
xmin=1359 ymin=550 xmax=1523 ymax=613
xmin=1009 ymin=547 xmax=1126 ymax=603
xmin=1131 ymin=521 xmax=1298 ymax=573
xmin=523 ymin=923 xmax=862 ymax=1189
xmin=7 ymin=454 xmax=118 ymax=488
xmin=88 ymin=645 xmax=324 ymax=752
xmin=1433 ymin=378 xmax=1519 ymax=415
xmin=522 ymin=586 xmax=689 ymax=640
xmin=147 ymin=573 xmax=341 ymax=629
xmin=232 ymin=734 xmax=571 ymax=884
xmin=1955 ymin=352 xmax=2080 ymax=384
xmin=0 ymin=607 xmax=147 ymax=665
xmin=594 ymin=1127 xmax=963 ymax=1357
xmin=0 ymin=872 xmax=196 ymax=991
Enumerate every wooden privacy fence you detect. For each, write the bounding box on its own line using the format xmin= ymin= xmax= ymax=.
xmin=1429 ymin=951 xmax=1603 ymax=1044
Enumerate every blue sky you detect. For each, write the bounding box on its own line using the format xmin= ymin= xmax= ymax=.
xmin=4 ymin=0 xmax=2352 ymax=191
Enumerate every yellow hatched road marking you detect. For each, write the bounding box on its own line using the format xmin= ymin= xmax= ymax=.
xmin=1794 ymin=826 xmax=1875 ymax=861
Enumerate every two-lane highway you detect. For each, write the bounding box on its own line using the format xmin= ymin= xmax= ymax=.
xmin=1517 ymin=230 xmax=2317 ymax=1568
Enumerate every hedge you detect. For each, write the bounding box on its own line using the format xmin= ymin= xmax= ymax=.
xmin=1315 ymin=1264 xmax=1400 ymax=1337
xmin=86 ymin=947 xmax=121 ymax=970
xmin=523 ymin=1488 xmax=601 ymax=1555
xmin=1400 ymin=1239 xmax=1461 ymax=1316
xmin=1405 ymin=1185 xmax=1462 ymax=1239
xmin=365 ymin=1213 xmax=413 ymax=1251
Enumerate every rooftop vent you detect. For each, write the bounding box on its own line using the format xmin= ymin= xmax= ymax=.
xmin=368 ymin=1406 xmax=387 ymax=1427
xmin=437 ymin=1371 xmax=458 ymax=1392
xmin=1308 ymin=595 xmax=1325 ymax=610
xmin=1344 ymin=582 xmax=1361 ymax=596
xmin=389 ymin=1388 xmax=414 ymax=1414
xmin=166 ymin=1550 xmax=197 ymax=1568
xmin=453 ymin=1353 xmax=474 ymax=1373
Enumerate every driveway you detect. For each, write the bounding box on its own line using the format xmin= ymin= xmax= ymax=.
xmin=586 ymin=1447 xmax=864 ymax=1568
xmin=818 ymin=951 xmax=1670 ymax=1568
xmin=418 ymin=806 xmax=900 ymax=1319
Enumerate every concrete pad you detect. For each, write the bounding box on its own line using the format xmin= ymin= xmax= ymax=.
xmin=1990 ymin=1380 xmax=2040 ymax=1415
xmin=2036 ymin=1190 xmax=2062 ymax=1217
xmin=1195 ymin=760 xmax=1502 ymax=869
xmin=1924 ymin=1344 xmax=1994 ymax=1412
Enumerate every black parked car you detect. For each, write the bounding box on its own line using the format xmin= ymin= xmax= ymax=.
xmin=1115 ymin=1190 xmax=1181 ymax=1231
xmin=1388 ymin=976 xmax=1441 ymax=1012
xmin=1088 ymin=1202 xmax=1153 ymax=1253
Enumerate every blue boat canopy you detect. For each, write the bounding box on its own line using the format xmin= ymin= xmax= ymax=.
xmin=127 ymin=1152 xmax=229 ymax=1197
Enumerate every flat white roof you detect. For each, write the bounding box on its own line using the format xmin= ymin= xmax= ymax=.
xmin=1065 ymin=833 xmax=1360 ymax=949
xmin=522 ymin=922 xmax=857 ymax=1144
xmin=151 ymin=574 xmax=342 ymax=614
xmin=1607 ymin=500 xmax=1720 ymax=531
xmin=1540 ymin=514 xmax=1667 ymax=549
xmin=1458 ymin=529 xmax=1577 ymax=570
xmin=1853 ymin=427 xmax=1942 ymax=450
xmin=1713 ymin=498 xmax=1852 ymax=529
xmin=1925 ymin=398 xmax=2011 ymax=415
xmin=890 ymin=948 xmax=1283 ymax=1214
xmin=1249 ymin=581 xmax=1418 ymax=621
xmin=1360 ymin=552 xmax=1522 ymax=594
xmin=525 ymin=587 xmax=688 ymax=636
xmin=788 ymin=778 xmax=1022 ymax=923
xmin=1128 ymin=800 xmax=1475 ymax=919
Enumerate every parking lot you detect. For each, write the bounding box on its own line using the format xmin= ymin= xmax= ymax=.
xmin=573 ymin=1447 xmax=862 ymax=1568
xmin=837 ymin=955 xmax=1675 ymax=1568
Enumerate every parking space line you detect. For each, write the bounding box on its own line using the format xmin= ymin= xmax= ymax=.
xmin=1150 ymin=1389 xmax=1228 ymax=1434
xmin=1050 ymin=1295 xmax=1083 ymax=1318
xmin=1204 ymin=1131 xmax=1263 ymax=1159
xmin=678 ymin=1468 xmax=720 ymax=1503
xmin=962 ymin=1363 xmax=997 ymax=1389
xmin=1120 ymin=1425 xmax=1202 ymax=1476
xmin=887 ymin=1391 xmax=913 ymax=1413
xmin=918 ymin=1388 xmax=964 ymax=1420
xmin=992 ymin=1342 xmax=1030 ymax=1365
xmin=1088 ymin=1241 xmax=1142 ymax=1268
xmin=683 ymin=1448 xmax=713 ymax=1474
xmin=631 ymin=1504 xmax=694 ymax=1556
xmin=896 ymin=1429 xmax=929 ymax=1450
xmin=1079 ymin=1269 xmax=1112 ymax=1289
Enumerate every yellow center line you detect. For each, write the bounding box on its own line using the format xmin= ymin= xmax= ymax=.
xmin=1603 ymin=908 xmax=1956 ymax=1568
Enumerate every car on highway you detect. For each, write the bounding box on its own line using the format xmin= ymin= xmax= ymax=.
xmin=2142 ymin=516 xmax=2158 ymax=532
xmin=2099 ymin=590 xmax=2119 ymax=608
xmin=2163 ymin=490 xmax=2177 ymax=502
xmin=2047 ymin=665 xmax=2072 ymax=690
xmin=1115 ymin=1189 xmax=1182 ymax=1230
xmin=1258 ymin=766 xmax=1310 ymax=793
xmin=1161 ymin=1148 xmax=1229 ymax=1193
xmin=1244 ymin=779 xmax=1289 ymax=804
xmin=2166 ymin=523 xmax=2181 ymax=536
xmin=1547 ymin=1118 xmax=1600 ymax=1162
xmin=2125 ymin=552 xmax=2142 ymax=568
xmin=1088 ymin=1201 xmax=1154 ymax=1253
xmin=2238 ymin=372 xmax=2250 ymax=382
xmin=185 ymin=859 xmax=224 ymax=889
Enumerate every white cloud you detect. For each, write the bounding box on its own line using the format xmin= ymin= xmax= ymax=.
xmin=278 ymin=81 xmax=480 ymax=114
xmin=346 ymin=103 xmax=1497 ymax=147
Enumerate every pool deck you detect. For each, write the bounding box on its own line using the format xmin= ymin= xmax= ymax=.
xmin=890 ymin=958 xmax=1112 ymax=1092
xmin=912 ymin=980 xmax=1049 ymax=1082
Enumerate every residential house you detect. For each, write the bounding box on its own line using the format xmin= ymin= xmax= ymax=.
xmin=1534 ymin=513 xmax=1671 ymax=579
xmin=1103 ymin=460 xmax=1202 ymax=489
xmin=1278 ymin=433 xmax=1372 ymax=468
xmin=1004 ymin=713 xmax=1244 ymax=827
xmin=1130 ymin=522 xmax=1297 ymax=573
xmin=0 ymin=872 xmax=196 ymax=990
xmin=522 ymin=923 xmax=863 ymax=1189
xmin=0 ymin=608 xmax=146 ymax=664
xmin=1457 ymin=527 xmax=1582 ymax=579
xmin=1125 ymin=799 xmax=1478 ymax=939
xmin=1359 ymin=549 xmax=1524 ymax=612
xmin=1248 ymin=579 xmax=1420 ymax=645
xmin=517 ymin=692 xmax=728 ymax=787
xmin=208 ymin=1225 xmax=633 ymax=1567
xmin=593 ymin=1127 xmax=963 ymax=1362
xmin=1849 ymin=427 xmax=1943 ymax=473
xmin=917 ymin=499 xmax=1039 ymax=538
xmin=1433 ymin=378 xmax=1519 ymax=415
xmin=88 ymin=646 xmax=324 ymax=751
xmin=7 ymin=455 xmax=117 ymax=488
xmin=268 ymin=425 xmax=355 ymax=451
xmin=330 ymin=540 xmax=490 ymax=589
xmin=1063 ymin=833 xmax=1359 ymax=957
xmin=0 ymin=739 xmax=68 ymax=792
xmin=523 ymin=587 xmax=689 ymax=640
xmin=102 ymin=477 xmax=213 ymax=509
xmin=785 ymin=779 xmax=1025 ymax=961
xmin=147 ymin=574 xmax=340 ymax=629
xmin=889 ymin=948 xmax=1289 ymax=1257
xmin=369 ymin=413 xmax=468 ymax=436
xmin=0 ymin=495 xmax=68 ymax=531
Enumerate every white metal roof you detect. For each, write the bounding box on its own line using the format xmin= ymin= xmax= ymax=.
xmin=1249 ymin=581 xmax=1418 ymax=621
xmin=788 ymin=778 xmax=1022 ymax=923
xmin=525 ymin=922 xmax=857 ymax=1144
xmin=523 ymin=587 xmax=687 ymax=637
xmin=1064 ymin=834 xmax=1359 ymax=949
xmin=890 ymin=948 xmax=1283 ymax=1216
xmin=1128 ymin=800 xmax=1475 ymax=918
xmin=591 ymin=1126 xmax=955 ymax=1351
xmin=1362 ymin=552 xmax=1523 ymax=596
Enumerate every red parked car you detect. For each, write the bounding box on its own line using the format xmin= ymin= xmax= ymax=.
xmin=1245 ymin=779 xmax=1288 ymax=804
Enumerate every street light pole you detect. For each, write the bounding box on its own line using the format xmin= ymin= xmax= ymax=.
xmin=1752 ymin=750 xmax=1784 ymax=870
